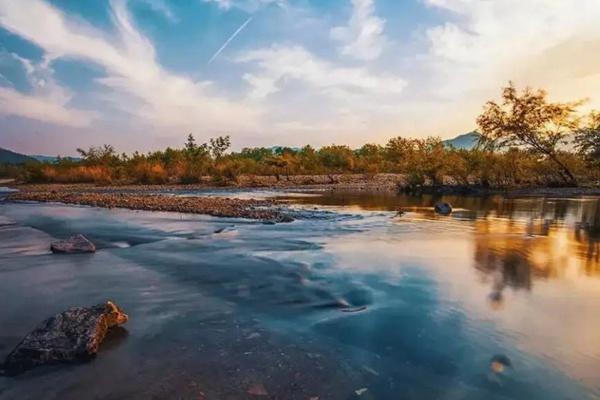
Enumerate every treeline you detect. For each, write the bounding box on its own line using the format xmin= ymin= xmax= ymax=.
xmin=1 ymin=83 xmax=599 ymax=187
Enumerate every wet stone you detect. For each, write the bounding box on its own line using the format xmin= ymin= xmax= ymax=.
xmin=50 ymin=234 xmax=96 ymax=254
xmin=2 ymin=301 xmax=128 ymax=376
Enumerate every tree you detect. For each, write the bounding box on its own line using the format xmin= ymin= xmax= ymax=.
xmin=209 ymin=136 xmax=231 ymax=159
xmin=76 ymin=144 xmax=119 ymax=166
xmin=184 ymin=133 xmax=197 ymax=152
xmin=575 ymin=111 xmax=600 ymax=170
xmin=476 ymin=82 xmax=582 ymax=185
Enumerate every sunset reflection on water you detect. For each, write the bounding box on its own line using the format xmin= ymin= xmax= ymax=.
xmin=281 ymin=191 xmax=600 ymax=389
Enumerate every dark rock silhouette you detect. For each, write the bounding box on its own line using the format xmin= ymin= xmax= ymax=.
xmin=2 ymin=301 xmax=128 ymax=376
xmin=50 ymin=234 xmax=96 ymax=254
xmin=434 ymin=202 xmax=453 ymax=215
xmin=490 ymin=354 xmax=512 ymax=373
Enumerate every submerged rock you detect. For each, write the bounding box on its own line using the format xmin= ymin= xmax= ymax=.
xmin=50 ymin=234 xmax=96 ymax=254
xmin=434 ymin=201 xmax=453 ymax=215
xmin=2 ymin=301 xmax=128 ymax=376
xmin=490 ymin=354 xmax=512 ymax=373
xmin=247 ymin=383 xmax=269 ymax=396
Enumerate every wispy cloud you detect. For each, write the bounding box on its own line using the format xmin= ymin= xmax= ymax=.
xmin=208 ymin=16 xmax=253 ymax=64
xmin=0 ymin=86 xmax=94 ymax=127
xmin=330 ymin=0 xmax=386 ymax=61
xmin=0 ymin=49 xmax=95 ymax=127
xmin=137 ymin=0 xmax=178 ymax=22
xmin=237 ymin=45 xmax=406 ymax=100
xmin=203 ymin=0 xmax=285 ymax=12
xmin=0 ymin=0 xmax=261 ymax=133
xmin=424 ymin=0 xmax=600 ymax=97
xmin=2 ymin=0 xmax=600 ymax=154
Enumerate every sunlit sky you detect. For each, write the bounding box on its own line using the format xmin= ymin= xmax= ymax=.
xmin=1 ymin=0 xmax=600 ymax=155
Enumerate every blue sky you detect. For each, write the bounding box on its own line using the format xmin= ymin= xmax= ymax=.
xmin=1 ymin=0 xmax=600 ymax=155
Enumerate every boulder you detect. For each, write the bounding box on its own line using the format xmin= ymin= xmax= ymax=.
xmin=2 ymin=301 xmax=128 ymax=376
xmin=434 ymin=202 xmax=453 ymax=215
xmin=50 ymin=234 xmax=96 ymax=254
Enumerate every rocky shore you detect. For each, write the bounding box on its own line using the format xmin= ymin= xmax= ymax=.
xmin=8 ymin=190 xmax=293 ymax=222
xmin=8 ymin=173 xmax=412 ymax=193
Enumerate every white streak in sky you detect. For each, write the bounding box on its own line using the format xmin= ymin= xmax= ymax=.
xmin=208 ymin=16 xmax=253 ymax=64
xmin=0 ymin=72 xmax=14 ymax=87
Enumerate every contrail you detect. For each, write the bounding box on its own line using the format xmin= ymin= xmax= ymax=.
xmin=208 ymin=16 xmax=253 ymax=64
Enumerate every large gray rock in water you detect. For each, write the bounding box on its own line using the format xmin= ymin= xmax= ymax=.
xmin=2 ymin=301 xmax=128 ymax=376
xmin=50 ymin=234 xmax=96 ymax=253
xmin=434 ymin=201 xmax=453 ymax=215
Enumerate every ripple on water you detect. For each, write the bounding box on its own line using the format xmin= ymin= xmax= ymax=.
xmin=0 ymin=193 xmax=598 ymax=399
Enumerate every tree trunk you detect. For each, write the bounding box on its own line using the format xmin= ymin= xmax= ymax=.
xmin=548 ymin=152 xmax=578 ymax=186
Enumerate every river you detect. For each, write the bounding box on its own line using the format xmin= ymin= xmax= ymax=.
xmin=0 ymin=189 xmax=599 ymax=399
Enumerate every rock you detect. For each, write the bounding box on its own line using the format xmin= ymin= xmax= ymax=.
xmin=50 ymin=234 xmax=96 ymax=254
xmin=275 ymin=214 xmax=295 ymax=223
xmin=490 ymin=354 xmax=512 ymax=373
xmin=247 ymin=383 xmax=269 ymax=396
xmin=2 ymin=301 xmax=128 ymax=376
xmin=434 ymin=201 xmax=452 ymax=215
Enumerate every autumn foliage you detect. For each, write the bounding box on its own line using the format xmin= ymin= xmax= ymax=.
xmin=2 ymin=83 xmax=599 ymax=188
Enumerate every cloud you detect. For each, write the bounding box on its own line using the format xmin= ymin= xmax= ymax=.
xmin=3 ymin=0 xmax=600 ymax=154
xmin=0 ymin=0 xmax=261 ymax=135
xmin=237 ymin=45 xmax=406 ymax=100
xmin=330 ymin=0 xmax=386 ymax=61
xmin=423 ymin=0 xmax=600 ymax=99
xmin=0 ymin=50 xmax=95 ymax=127
xmin=203 ymin=0 xmax=285 ymax=12
xmin=0 ymin=87 xmax=94 ymax=127
xmin=137 ymin=0 xmax=178 ymax=22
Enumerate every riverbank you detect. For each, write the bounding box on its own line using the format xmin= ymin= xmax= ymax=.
xmin=7 ymin=178 xmax=600 ymax=198
xmin=7 ymin=190 xmax=293 ymax=222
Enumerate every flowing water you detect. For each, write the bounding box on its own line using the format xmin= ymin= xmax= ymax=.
xmin=0 ymin=189 xmax=599 ymax=399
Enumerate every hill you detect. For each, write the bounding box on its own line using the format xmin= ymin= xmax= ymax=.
xmin=30 ymin=155 xmax=81 ymax=163
xmin=0 ymin=147 xmax=36 ymax=164
xmin=443 ymin=131 xmax=480 ymax=150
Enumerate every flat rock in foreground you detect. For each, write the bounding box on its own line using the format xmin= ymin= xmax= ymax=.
xmin=2 ymin=301 xmax=128 ymax=376
xmin=50 ymin=234 xmax=96 ymax=254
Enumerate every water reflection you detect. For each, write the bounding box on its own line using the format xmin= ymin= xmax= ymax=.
xmin=1 ymin=192 xmax=599 ymax=399
xmin=281 ymin=191 xmax=600 ymax=287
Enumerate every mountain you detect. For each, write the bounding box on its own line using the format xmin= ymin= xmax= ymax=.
xmin=443 ymin=131 xmax=578 ymax=151
xmin=0 ymin=147 xmax=37 ymax=164
xmin=443 ymin=131 xmax=481 ymax=150
xmin=30 ymin=155 xmax=81 ymax=163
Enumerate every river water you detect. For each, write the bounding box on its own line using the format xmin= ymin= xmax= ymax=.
xmin=0 ymin=189 xmax=598 ymax=399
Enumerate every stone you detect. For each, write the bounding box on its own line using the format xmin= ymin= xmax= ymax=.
xmin=247 ymin=383 xmax=269 ymax=396
xmin=2 ymin=301 xmax=128 ymax=376
xmin=50 ymin=234 xmax=96 ymax=254
xmin=490 ymin=354 xmax=512 ymax=373
xmin=434 ymin=201 xmax=452 ymax=215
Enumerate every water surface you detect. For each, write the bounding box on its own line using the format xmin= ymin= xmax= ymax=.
xmin=0 ymin=190 xmax=599 ymax=399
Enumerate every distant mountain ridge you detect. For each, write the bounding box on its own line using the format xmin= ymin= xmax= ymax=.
xmin=0 ymin=148 xmax=81 ymax=164
xmin=443 ymin=131 xmax=481 ymax=150
xmin=0 ymin=147 xmax=36 ymax=164
xmin=442 ymin=131 xmax=577 ymax=151
xmin=30 ymin=155 xmax=81 ymax=163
